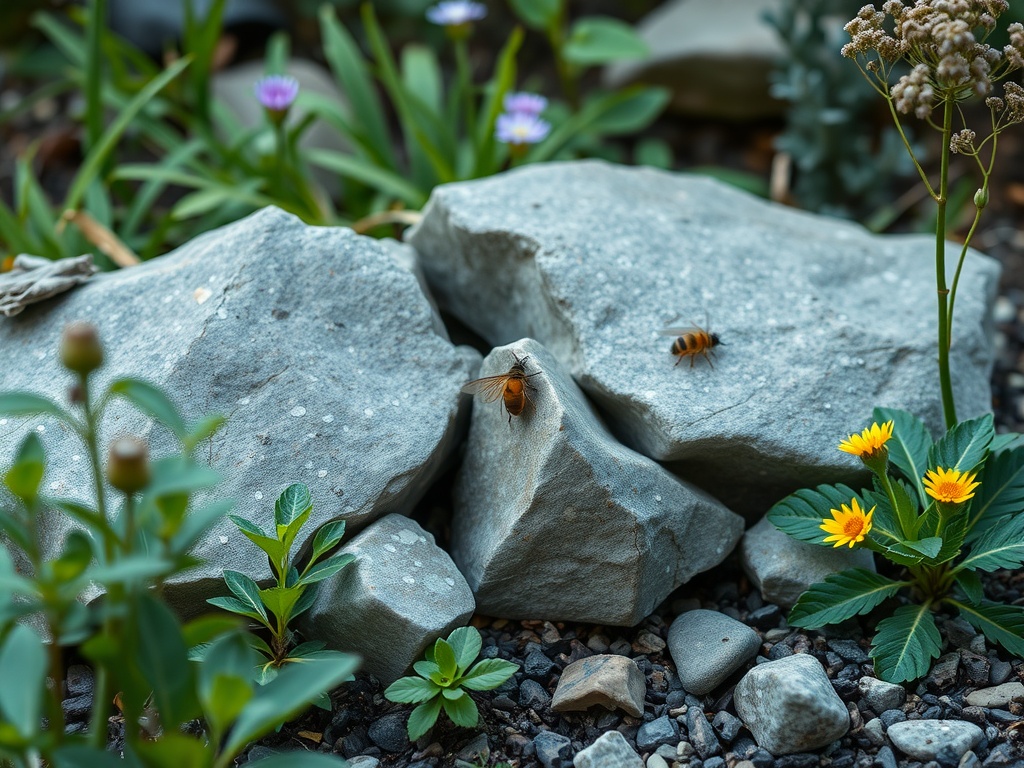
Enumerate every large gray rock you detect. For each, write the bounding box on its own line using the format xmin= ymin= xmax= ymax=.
xmin=734 ymin=653 xmax=850 ymax=755
xmin=742 ymin=516 xmax=876 ymax=606
xmin=668 ymin=609 xmax=760 ymax=695
xmin=301 ymin=514 xmax=475 ymax=685
xmin=887 ymin=720 xmax=984 ymax=761
xmin=603 ymin=0 xmax=785 ymax=119
xmin=0 ymin=208 xmax=476 ymax=605
xmin=452 ymin=338 xmax=744 ymax=625
xmin=408 ymin=162 xmax=998 ymax=516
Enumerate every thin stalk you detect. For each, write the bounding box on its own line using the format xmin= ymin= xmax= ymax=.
xmin=883 ymin=93 xmax=935 ymax=197
xmin=546 ymin=19 xmax=578 ymax=110
xmin=84 ymin=0 xmax=106 ymax=154
xmin=935 ymin=98 xmax=957 ymax=429
xmin=453 ymin=38 xmax=476 ymax=137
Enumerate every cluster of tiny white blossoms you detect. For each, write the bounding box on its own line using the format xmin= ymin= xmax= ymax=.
xmin=843 ymin=0 xmax=1024 ymax=118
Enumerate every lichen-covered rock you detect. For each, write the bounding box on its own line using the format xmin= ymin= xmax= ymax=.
xmin=452 ymin=338 xmax=744 ymax=625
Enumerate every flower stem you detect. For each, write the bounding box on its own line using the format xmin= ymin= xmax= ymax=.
xmin=454 ymin=38 xmax=476 ymax=137
xmin=935 ymin=97 xmax=957 ymax=430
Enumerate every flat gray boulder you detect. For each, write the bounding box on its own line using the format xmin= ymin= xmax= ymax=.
xmin=668 ymin=609 xmax=760 ymax=695
xmin=301 ymin=514 xmax=475 ymax=685
xmin=451 ymin=338 xmax=744 ymax=625
xmin=408 ymin=161 xmax=998 ymax=516
xmin=887 ymin=720 xmax=983 ymax=762
xmin=0 ymin=208 xmax=476 ymax=604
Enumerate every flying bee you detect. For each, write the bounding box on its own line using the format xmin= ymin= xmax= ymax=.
xmin=659 ymin=326 xmax=723 ymax=369
xmin=461 ymin=352 xmax=542 ymax=425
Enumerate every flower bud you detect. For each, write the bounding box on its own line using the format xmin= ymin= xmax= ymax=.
xmin=107 ymin=437 xmax=150 ymax=495
xmin=60 ymin=322 xmax=104 ymax=375
xmin=974 ymin=188 xmax=989 ymax=209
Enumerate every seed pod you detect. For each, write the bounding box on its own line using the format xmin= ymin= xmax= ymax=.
xmin=107 ymin=437 xmax=150 ymax=495
xmin=60 ymin=322 xmax=103 ymax=375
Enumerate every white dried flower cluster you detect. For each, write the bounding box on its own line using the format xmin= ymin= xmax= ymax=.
xmin=949 ymin=128 xmax=976 ymax=152
xmin=843 ymin=1 xmax=1024 ymax=117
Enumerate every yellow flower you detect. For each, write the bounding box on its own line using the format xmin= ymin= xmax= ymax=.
xmin=838 ymin=421 xmax=894 ymax=460
xmin=820 ymin=498 xmax=875 ymax=548
xmin=923 ymin=467 xmax=980 ymax=505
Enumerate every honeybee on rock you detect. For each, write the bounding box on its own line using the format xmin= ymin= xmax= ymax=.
xmin=659 ymin=326 xmax=723 ymax=368
xmin=461 ymin=352 xmax=541 ymax=425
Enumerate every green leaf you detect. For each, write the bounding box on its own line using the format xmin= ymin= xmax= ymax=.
xmin=298 ymin=554 xmax=354 ymax=586
xmin=0 ymin=392 xmax=74 ymax=422
xmin=874 ymin=407 xmax=932 ymax=505
xmin=441 ymin=691 xmax=479 ymax=728
xmin=183 ymin=615 xmax=243 ymax=649
xmin=446 ymin=626 xmax=482 ymax=674
xmin=951 ymin=599 xmax=1024 ymax=658
xmin=247 ymin=754 xmax=351 ymax=768
xmin=563 ymin=17 xmax=648 ymax=65
xmin=441 ymin=686 xmax=465 ymax=700
xmin=207 ymin=596 xmax=269 ymax=624
xmin=990 ymin=432 xmax=1024 ymax=454
xmin=131 ymin=733 xmax=211 ymax=768
xmin=311 ymin=520 xmax=347 ymax=562
xmin=414 ymin=660 xmax=442 ymax=681
xmin=967 ymin=443 xmax=1024 ymax=541
xmin=433 ymin=638 xmax=458 ymax=681
xmin=767 ymin=483 xmax=865 ymax=546
xmin=0 ymin=624 xmax=46 ymax=739
xmin=170 ymin=500 xmax=234 ymax=555
xmin=51 ymin=746 xmax=127 ymax=768
xmin=406 ymin=696 xmax=442 ymax=741
xmin=385 ymin=675 xmax=441 ymax=704
xmin=460 ymin=658 xmax=519 ymax=691
xmin=291 ymin=582 xmax=319 ymax=621
xmin=902 ymin=537 xmax=943 ymax=558
xmin=198 ymin=633 xmax=256 ymax=739
xmin=135 ymin=594 xmax=199 ymax=730
xmin=4 ymin=432 xmax=45 ymax=502
xmin=183 ymin=414 xmax=225 ymax=453
xmin=275 ymin=483 xmax=312 ymax=529
xmin=788 ymin=569 xmax=906 ymax=629
xmin=955 ymin=512 xmax=1024 ymax=573
xmin=580 ymin=86 xmax=670 ymax=136
xmin=508 ymin=0 xmax=560 ymax=29
xmin=928 ymin=414 xmax=993 ymax=474
xmin=955 ymin=571 xmax=984 ymax=605
xmin=224 ymin=571 xmax=270 ymax=623
xmin=89 ymin=554 xmax=175 ymax=584
xmin=48 ymin=530 xmax=94 ymax=583
xmin=472 ymin=26 xmax=524 ymax=177
xmin=871 ymin=603 xmax=942 ymax=683
xmin=223 ymin=654 xmax=360 ymax=757
xmin=864 ymin=478 xmax=919 ymax=546
xmin=306 ymin=148 xmax=427 ymax=208
xmin=258 ymin=585 xmax=302 ymax=623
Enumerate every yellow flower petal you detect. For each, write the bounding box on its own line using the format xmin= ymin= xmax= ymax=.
xmin=923 ymin=467 xmax=980 ymax=504
xmin=819 ymin=498 xmax=874 ymax=548
xmin=838 ymin=421 xmax=894 ymax=460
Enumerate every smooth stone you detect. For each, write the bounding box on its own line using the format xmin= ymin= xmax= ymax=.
xmin=668 ymin=609 xmax=760 ymax=695
xmin=451 ymin=339 xmax=743 ymax=625
xmin=409 ymin=162 xmax=997 ymax=517
xmin=863 ymin=718 xmax=886 ymax=746
xmin=534 ymin=730 xmax=573 ymax=768
xmin=963 ymin=682 xmax=1024 ymax=708
xmin=0 ymin=208 xmax=477 ymax=606
xmin=301 ymin=515 xmax=475 ymax=685
xmin=646 ymin=755 xmax=670 ymax=768
xmin=859 ymin=676 xmax=908 ymax=714
xmin=551 ymin=654 xmax=647 ymax=717
xmin=573 ymin=730 xmax=645 ymax=768
xmin=733 ymin=653 xmax=850 ymax=755
xmin=887 ymin=720 xmax=983 ymax=761
xmin=741 ymin=517 xmax=876 ymax=607
xmin=636 ymin=715 xmax=679 ymax=751
xmin=346 ymin=758 xmax=381 ymax=768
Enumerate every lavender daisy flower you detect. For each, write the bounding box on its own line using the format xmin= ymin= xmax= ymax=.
xmin=426 ymin=1 xmax=487 ymax=27
xmin=254 ymin=75 xmax=299 ymax=121
xmin=495 ymin=111 xmax=551 ymax=147
xmin=503 ymin=92 xmax=548 ymax=116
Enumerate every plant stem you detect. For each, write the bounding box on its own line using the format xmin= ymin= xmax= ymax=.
xmin=84 ymin=0 xmax=106 ymax=154
xmin=454 ymin=38 xmax=476 ymax=137
xmin=935 ymin=97 xmax=957 ymax=429
xmin=546 ymin=18 xmax=578 ymax=110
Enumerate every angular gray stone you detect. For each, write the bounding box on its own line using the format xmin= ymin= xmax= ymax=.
xmin=301 ymin=514 xmax=474 ymax=685
xmin=0 ymin=208 xmax=476 ymax=605
xmin=734 ymin=653 xmax=850 ymax=755
xmin=668 ymin=608 xmax=760 ymax=695
xmin=534 ymin=730 xmax=573 ymax=768
xmin=886 ymin=720 xmax=983 ymax=761
xmin=551 ymin=654 xmax=647 ymax=717
xmin=963 ymin=682 xmax=1024 ymax=708
xmin=451 ymin=338 xmax=744 ymax=625
xmin=636 ymin=715 xmax=679 ymax=751
xmin=603 ymin=0 xmax=785 ymax=119
xmin=409 ymin=162 xmax=998 ymax=517
xmin=574 ymin=730 xmax=644 ymax=768
xmin=859 ymin=676 xmax=907 ymax=714
xmin=742 ymin=517 xmax=876 ymax=606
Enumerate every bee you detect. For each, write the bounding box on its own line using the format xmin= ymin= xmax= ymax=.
xmin=659 ymin=326 xmax=723 ymax=368
xmin=461 ymin=352 xmax=542 ymax=425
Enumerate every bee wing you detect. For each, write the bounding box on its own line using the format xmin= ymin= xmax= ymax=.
xmin=461 ymin=374 xmax=510 ymax=403
xmin=659 ymin=326 xmax=702 ymax=336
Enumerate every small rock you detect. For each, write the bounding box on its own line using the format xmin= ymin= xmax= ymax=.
xmin=981 ymin=743 xmax=1018 ymax=766
xmin=879 ymin=709 xmax=907 ymax=728
xmin=830 ymin=639 xmax=870 ymax=664
xmin=636 ymin=715 xmax=679 ymax=751
xmin=961 ymin=652 xmax=991 ymax=686
xmin=989 ymin=660 xmax=1013 ymax=686
xmin=887 ymin=720 xmax=984 ymax=761
xmin=733 ymin=653 xmax=850 ymax=755
xmin=959 ymin=750 xmax=980 ymax=768
xmin=859 ymin=677 xmax=908 ymax=714
xmin=688 ymin=707 xmax=722 ymax=758
xmin=573 ymin=730 xmax=644 ymax=768
xmin=943 ymin=617 xmax=979 ymax=650
xmin=703 ymin=757 xmax=727 ymax=768
xmin=745 ymin=604 xmax=782 ymax=631
xmin=61 ymin=694 xmax=93 ymax=720
xmin=368 ymin=712 xmax=410 ymax=754
xmin=345 ymin=758 xmax=381 ymax=768
xmin=964 ymin=682 xmax=1024 ymax=709
xmin=456 ymin=733 xmax=489 ymax=764
xmin=928 ymin=654 xmax=961 ymax=692
xmin=646 ymin=755 xmax=670 ymax=768
xmin=552 ymin=654 xmax=647 ymax=717
xmin=874 ymin=746 xmax=898 ymax=768
xmin=667 ymin=609 xmax=760 ymax=695
xmin=65 ymin=665 xmax=94 ymax=698
xmin=863 ymin=718 xmax=886 ymax=746
xmin=520 ymin=679 xmax=552 ymax=709
xmin=634 ymin=630 xmax=667 ymax=655
xmin=534 ymin=730 xmax=573 ymax=768
xmin=525 ymin=650 xmax=558 ymax=681
xmin=712 ymin=710 xmax=742 ymax=743
xmin=587 ymin=634 xmax=610 ymax=653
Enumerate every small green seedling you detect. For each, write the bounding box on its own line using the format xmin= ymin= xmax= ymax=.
xmin=384 ymin=626 xmax=518 ymax=740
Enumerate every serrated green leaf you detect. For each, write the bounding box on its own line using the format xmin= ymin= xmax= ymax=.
xmin=955 ymin=571 xmax=984 ymax=605
xmin=902 ymin=537 xmax=943 ymax=558
xmin=441 ymin=690 xmax=479 ymax=727
xmin=955 ymin=512 xmax=1024 ymax=573
xmin=407 ymin=695 xmax=442 ymax=741
xmin=107 ymin=378 xmax=187 ymax=437
xmin=928 ymin=414 xmax=993 ymax=475
xmin=460 ymin=658 xmax=519 ymax=691
xmin=563 ymin=16 xmax=648 ymax=65
xmin=446 ymin=626 xmax=482 ymax=674
xmin=274 ymin=483 xmax=312 ymax=528
xmin=875 ymin=407 xmax=932 ymax=505
xmin=385 ymin=675 xmax=440 ymax=704
xmin=990 ymin=432 xmax=1024 ymax=454
xmin=788 ymin=569 xmax=906 ymax=629
xmin=864 ymin=481 xmax=916 ymax=547
xmin=951 ymin=599 xmax=1024 ymax=658
xmin=223 ymin=571 xmax=269 ymax=623
xmin=871 ymin=603 xmax=942 ymax=683
xmin=967 ymin=444 xmax=1024 ymax=542
xmin=767 ymin=484 xmax=866 ymax=546
xmin=311 ymin=520 xmax=347 ymax=562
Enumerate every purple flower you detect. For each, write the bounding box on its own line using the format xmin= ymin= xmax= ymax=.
xmin=503 ymin=92 xmax=548 ymax=116
xmin=426 ymin=1 xmax=487 ymax=27
xmin=254 ymin=75 xmax=299 ymax=113
xmin=495 ymin=111 xmax=551 ymax=146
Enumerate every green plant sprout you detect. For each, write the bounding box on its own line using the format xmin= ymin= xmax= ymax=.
xmin=0 ymin=323 xmax=356 ymax=767
xmin=207 ymin=483 xmax=354 ymax=697
xmin=384 ymin=626 xmax=518 ymax=740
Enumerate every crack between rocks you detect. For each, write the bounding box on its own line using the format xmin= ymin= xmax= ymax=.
xmin=679 ymin=391 xmax=757 ymax=431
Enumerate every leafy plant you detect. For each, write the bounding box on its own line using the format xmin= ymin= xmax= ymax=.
xmin=207 ymin=482 xmax=355 ymax=696
xmin=0 ymin=323 xmax=356 ymax=767
xmin=384 ymin=626 xmax=518 ymax=740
